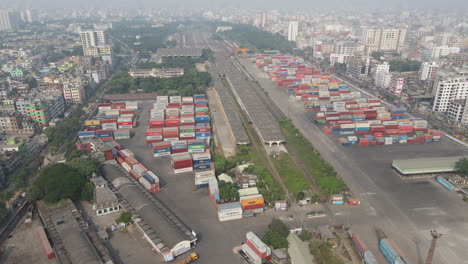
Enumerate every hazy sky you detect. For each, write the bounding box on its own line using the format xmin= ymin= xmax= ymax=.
xmin=2 ymin=0 xmax=467 ymax=10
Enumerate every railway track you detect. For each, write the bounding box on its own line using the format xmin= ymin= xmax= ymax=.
xmin=0 ymin=202 xmax=30 ymax=247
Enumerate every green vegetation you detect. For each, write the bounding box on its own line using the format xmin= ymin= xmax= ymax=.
xmin=271 ymin=152 xmax=309 ymax=195
xmin=333 ymin=63 xmax=347 ymax=74
xmin=0 ymin=202 xmax=8 ymax=223
xmin=309 ymin=241 xmax=343 ymax=264
xmin=28 ymin=163 xmax=91 ymax=203
xmin=455 ymin=157 xmax=468 ymax=178
xmin=67 ymin=157 xmax=101 ymax=178
xmin=10 ymin=157 xmax=43 ymax=188
xmin=218 ymin=180 xmax=239 ymax=201
xmin=109 ymin=21 xmax=179 ymax=53
xmin=44 ymin=107 xmax=84 ymax=153
xmin=279 ymin=120 xmax=347 ymax=197
xmin=117 ymin=211 xmax=133 ymax=224
xmin=262 ymin=219 xmax=289 ymax=249
xmin=307 ymin=210 xmax=325 ymax=216
xmin=371 ymin=51 xmax=384 ymax=60
xmin=213 ymin=154 xmax=237 ymax=175
xmin=107 ymin=68 xmax=211 ymax=96
xmin=217 ymin=23 xmax=294 ymax=53
xmin=298 ymin=231 xmax=312 ymax=241
xmin=389 ymin=59 xmax=421 ymax=72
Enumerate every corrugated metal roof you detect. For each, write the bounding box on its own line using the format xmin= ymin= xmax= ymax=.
xmin=392 ymin=156 xmax=466 ymax=175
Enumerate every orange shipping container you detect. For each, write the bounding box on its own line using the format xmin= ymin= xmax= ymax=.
xmin=240 ymin=194 xmax=264 ymax=206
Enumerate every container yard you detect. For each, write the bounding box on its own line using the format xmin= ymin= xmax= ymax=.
xmin=78 ymin=101 xmax=139 ymax=140
xmin=249 ymin=54 xmax=440 ymax=147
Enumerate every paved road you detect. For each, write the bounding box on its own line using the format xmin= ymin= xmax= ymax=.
xmin=239 ymin=57 xmax=468 ymax=264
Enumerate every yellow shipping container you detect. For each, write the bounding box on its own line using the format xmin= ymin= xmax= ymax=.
xmin=84 ymin=120 xmax=101 ymax=126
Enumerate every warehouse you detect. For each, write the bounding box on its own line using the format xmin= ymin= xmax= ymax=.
xmin=392 ymin=156 xmax=466 ymax=175
xmin=102 ymin=164 xmax=197 ymax=261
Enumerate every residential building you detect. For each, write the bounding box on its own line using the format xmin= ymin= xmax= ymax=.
xmin=447 ymin=100 xmax=465 ymax=123
xmin=335 ymin=42 xmax=357 ymax=55
xmin=419 ymin=62 xmax=438 ymax=81
xmin=432 ymin=72 xmax=468 ymax=112
xmin=259 ymin=12 xmax=267 ymax=28
xmin=0 ymin=10 xmax=21 ymax=31
xmin=388 ymin=75 xmax=405 ymax=95
xmin=63 ymin=83 xmax=85 ymax=105
xmin=0 ymin=100 xmax=16 ymax=113
xmin=24 ymin=95 xmax=65 ymax=127
xmin=80 ymin=30 xmax=108 ymax=48
xmin=287 ymin=21 xmax=299 ymax=42
xmin=128 ymin=68 xmax=184 ymax=78
xmin=15 ymin=98 xmax=31 ymax=115
xmin=346 ymin=55 xmax=370 ymax=79
xmin=0 ymin=112 xmax=22 ymax=133
xmin=373 ymin=61 xmax=390 ymax=79
xmin=10 ymin=68 xmax=24 ymax=78
xmin=329 ymin=54 xmax=352 ymax=66
xmin=427 ymin=46 xmax=460 ymax=60
xmin=376 ymin=72 xmax=392 ymax=89
xmin=361 ymin=28 xmax=406 ymax=54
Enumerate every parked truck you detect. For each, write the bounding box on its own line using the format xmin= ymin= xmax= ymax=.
xmin=176 ymin=252 xmax=198 ymax=264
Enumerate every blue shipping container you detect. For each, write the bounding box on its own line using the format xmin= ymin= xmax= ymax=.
xmin=332 ymin=200 xmax=344 ymax=205
xmin=436 ymin=176 xmax=455 ymax=191
xmin=194 ymin=164 xmax=211 ymax=170
xmin=379 ymin=239 xmax=399 ymax=264
xmin=364 ymin=251 xmax=378 ymax=264
xmin=154 ymin=148 xmax=171 ymax=153
xmin=143 ymin=173 xmax=156 ymax=184
xmin=96 ymin=133 xmax=113 ymax=138
xmin=79 ymin=131 xmax=95 ymax=136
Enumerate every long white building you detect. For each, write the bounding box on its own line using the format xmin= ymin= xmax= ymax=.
xmin=0 ymin=10 xmax=21 ymax=31
xmin=287 ymin=21 xmax=299 ymax=42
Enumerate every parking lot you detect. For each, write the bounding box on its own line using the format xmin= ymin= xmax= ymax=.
xmin=239 ymin=57 xmax=468 ymax=264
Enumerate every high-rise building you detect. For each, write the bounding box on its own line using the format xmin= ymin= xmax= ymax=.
xmin=373 ymin=62 xmax=390 ymax=79
xmin=80 ymin=30 xmax=108 ymax=48
xmin=346 ymin=55 xmax=370 ymax=79
xmin=432 ymin=71 xmax=468 ymax=112
xmin=259 ymin=12 xmax=267 ymax=28
xmin=419 ymin=62 xmax=438 ymax=81
xmin=388 ymin=75 xmax=404 ymax=95
xmin=361 ymin=28 xmax=406 ymax=54
xmin=0 ymin=10 xmax=21 ymax=31
xmin=287 ymin=21 xmax=299 ymax=42
xmin=24 ymin=9 xmax=37 ymax=23
xmin=335 ymin=42 xmax=357 ymax=55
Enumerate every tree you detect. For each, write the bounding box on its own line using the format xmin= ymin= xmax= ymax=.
xmin=298 ymin=231 xmax=312 ymax=241
xmin=117 ymin=211 xmax=133 ymax=224
xmin=28 ymin=164 xmax=86 ymax=203
xmin=296 ymin=191 xmax=305 ymax=201
xmin=262 ymin=230 xmax=289 ymax=249
xmin=0 ymin=202 xmax=8 ymax=223
xmin=371 ymin=51 xmax=384 ymax=60
xmin=67 ymin=157 xmax=101 ymax=178
xmin=81 ymin=182 xmax=94 ymax=201
xmin=268 ymin=218 xmax=290 ymax=238
xmin=334 ymin=63 xmax=347 ymax=74
xmin=455 ymin=157 xmax=468 ymax=177
xmin=218 ymin=180 xmax=239 ymax=201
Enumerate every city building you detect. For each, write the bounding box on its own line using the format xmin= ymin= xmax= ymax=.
xmin=361 ymin=28 xmax=406 ymax=54
xmin=15 ymin=98 xmax=31 ymax=115
xmin=24 ymin=95 xmax=65 ymax=127
xmin=428 ymin=46 xmax=460 ymax=60
xmin=90 ymin=176 xmax=121 ymax=216
xmin=432 ymin=71 xmax=468 ymax=113
xmin=447 ymin=100 xmax=465 ymax=123
xmin=287 ymin=21 xmax=299 ymax=42
xmin=0 ymin=112 xmax=22 ymax=133
xmin=373 ymin=61 xmax=390 ymax=80
xmin=62 ymin=83 xmax=85 ymax=105
xmin=128 ymin=68 xmax=184 ymax=78
xmin=10 ymin=68 xmax=24 ymax=78
xmin=80 ymin=30 xmax=108 ymax=48
xmin=329 ymin=54 xmax=352 ymax=66
xmin=388 ymin=75 xmax=405 ymax=95
xmin=346 ymin=55 xmax=370 ymax=79
xmin=259 ymin=12 xmax=267 ymax=28
xmin=376 ymin=72 xmax=392 ymax=89
xmin=419 ymin=62 xmax=438 ymax=81
xmin=335 ymin=42 xmax=358 ymax=55
xmin=0 ymin=10 xmax=21 ymax=31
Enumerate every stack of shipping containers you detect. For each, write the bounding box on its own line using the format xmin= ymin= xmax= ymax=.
xmin=241 ymin=232 xmax=272 ymax=264
xmin=250 ymin=54 xmax=438 ymax=147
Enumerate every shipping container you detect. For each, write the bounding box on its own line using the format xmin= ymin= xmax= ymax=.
xmin=37 ymin=226 xmax=55 ymax=259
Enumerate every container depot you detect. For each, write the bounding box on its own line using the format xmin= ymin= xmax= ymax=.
xmin=152 ymin=142 xmax=171 ymax=157
xmin=194 ymin=170 xmax=216 ymax=189
xmin=217 ymin=202 xmax=243 ymax=222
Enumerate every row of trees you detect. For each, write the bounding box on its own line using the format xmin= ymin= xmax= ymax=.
xmin=44 ymin=107 xmax=85 ymax=153
xmin=218 ymin=180 xmax=239 ymax=201
xmin=389 ymin=59 xmax=421 ymax=72
xmin=217 ymin=23 xmax=294 ymax=53
xmin=107 ymin=68 xmax=211 ymax=96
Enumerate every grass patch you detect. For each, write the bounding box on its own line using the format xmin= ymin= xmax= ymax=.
xmin=271 ymin=152 xmax=309 ymax=195
xmin=279 ymin=119 xmax=347 ymax=197
xmin=309 ymin=241 xmax=343 ymax=264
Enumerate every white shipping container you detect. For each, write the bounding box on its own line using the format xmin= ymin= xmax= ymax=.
xmin=174 ymin=167 xmax=193 ymax=174
xmin=153 ymin=152 xmax=171 ymax=157
xmin=122 ymin=162 xmax=132 ymax=173
xmin=219 ymin=214 xmax=243 ymax=222
xmin=145 ymin=171 xmax=159 ymax=183
xmin=192 ymin=153 xmax=211 ymax=161
xmin=218 ymin=209 xmax=243 ymax=218
xmin=382 ymin=121 xmax=398 ymax=126
xmin=384 ymin=137 xmax=393 ymax=145
xmin=121 ymin=149 xmax=134 ymax=157
xmin=133 ymin=164 xmax=146 ymax=175
xmin=139 ymin=176 xmax=151 ymax=190
xmin=246 ymin=232 xmax=271 ymax=255
xmin=118 ymin=125 xmax=133 ymax=129
xmin=368 ymin=120 xmax=382 ymax=125
xmin=180 ymin=132 xmax=196 ymax=138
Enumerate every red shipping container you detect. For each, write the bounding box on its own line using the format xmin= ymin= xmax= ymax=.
xmin=100 ymin=136 xmax=113 ymax=141
xmin=171 ymin=148 xmax=188 ymax=154
xmin=246 ymin=240 xmax=270 ymax=259
xmin=111 ymin=141 xmax=122 ymax=150
xmin=168 ymin=103 xmax=181 ymax=108
xmin=125 ymin=156 xmax=139 ymax=166
xmin=118 ymin=122 xmax=132 ymax=126
xmin=146 ymin=139 xmax=162 ymax=144
xmin=181 ymin=114 xmax=194 ymax=118
xmin=37 ymin=226 xmax=55 ymax=259
xmin=116 ymin=156 xmax=125 ymax=164
xmin=102 ymin=118 xmax=117 ymax=124
xmin=165 ymin=119 xmax=180 ymax=127
xmin=146 ymin=129 xmax=163 ymax=136
xmin=96 ymin=129 xmax=113 ymax=135
xmin=242 ymin=203 xmax=264 ymax=211
xmin=129 ymin=170 xmax=141 ymax=181
xmin=104 ymin=150 xmax=114 ymax=161
xmin=150 ymin=183 xmax=160 ymax=193
xmin=173 ymin=159 xmax=193 ymax=169
xmin=166 ymin=115 xmax=179 ymax=120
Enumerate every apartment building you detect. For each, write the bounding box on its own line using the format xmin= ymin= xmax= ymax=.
xmin=0 ymin=112 xmax=22 ymax=133
xmin=63 ymin=83 xmax=85 ymax=105
xmin=0 ymin=10 xmax=21 ymax=31
xmin=432 ymin=71 xmax=468 ymax=113
xmin=287 ymin=21 xmax=299 ymax=42
xmin=388 ymin=75 xmax=405 ymax=95
xmin=419 ymin=62 xmax=438 ymax=81
xmin=361 ymin=28 xmax=406 ymax=54
xmin=24 ymin=95 xmax=65 ymax=127
xmin=346 ymin=55 xmax=370 ymax=79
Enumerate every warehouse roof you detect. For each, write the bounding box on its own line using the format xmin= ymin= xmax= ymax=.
xmin=392 ymin=156 xmax=466 ymax=175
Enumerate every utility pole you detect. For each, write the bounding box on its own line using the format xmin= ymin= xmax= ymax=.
xmin=425 ymin=230 xmax=442 ymax=264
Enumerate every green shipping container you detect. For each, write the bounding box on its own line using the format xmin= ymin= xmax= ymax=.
xmin=195 ymin=107 xmax=209 ymax=112
xmin=188 ymin=145 xmax=205 ymax=150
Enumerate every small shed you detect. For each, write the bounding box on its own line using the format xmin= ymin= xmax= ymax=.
xmin=218 ymin=173 xmax=234 ymax=183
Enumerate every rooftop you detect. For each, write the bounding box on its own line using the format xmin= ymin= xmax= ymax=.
xmin=392 ymin=156 xmax=466 ymax=175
